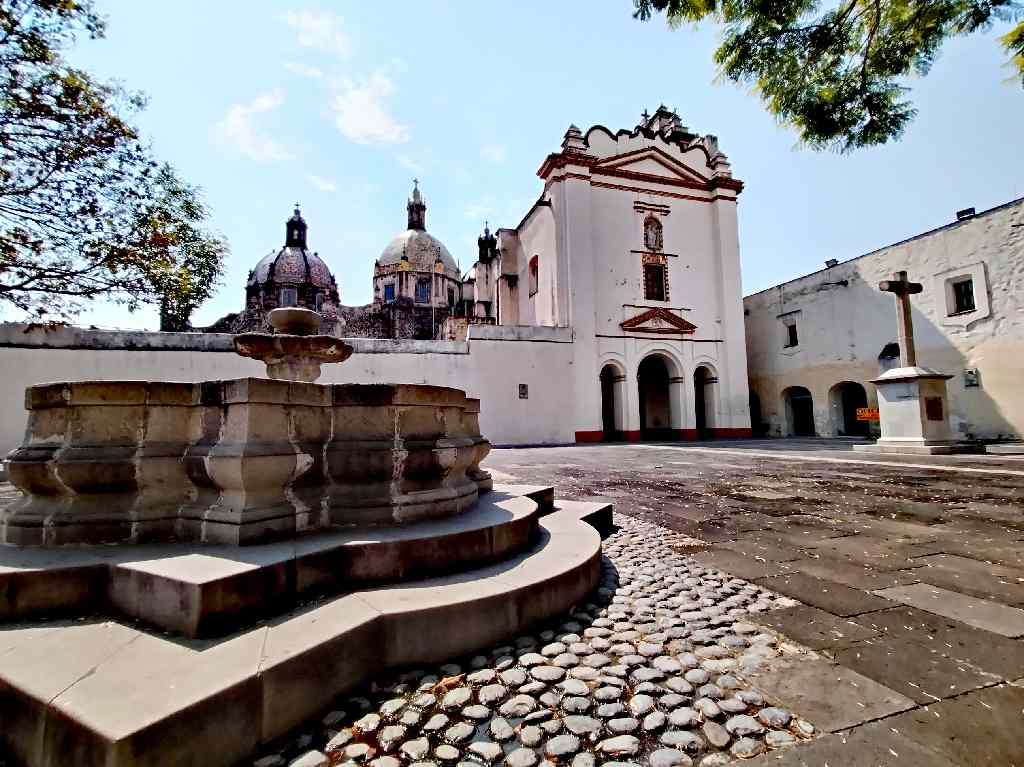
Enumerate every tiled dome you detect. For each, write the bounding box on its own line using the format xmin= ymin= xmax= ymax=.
xmin=247 ymin=207 xmax=337 ymax=289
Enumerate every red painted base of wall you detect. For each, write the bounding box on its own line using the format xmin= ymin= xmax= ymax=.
xmin=710 ymin=428 xmax=753 ymax=439
xmin=575 ymin=427 xmax=753 ymax=444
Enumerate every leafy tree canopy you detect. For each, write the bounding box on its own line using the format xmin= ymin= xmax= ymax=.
xmin=0 ymin=0 xmax=227 ymax=324
xmin=634 ymin=0 xmax=1024 ymax=150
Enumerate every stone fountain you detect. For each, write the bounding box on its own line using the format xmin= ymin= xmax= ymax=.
xmin=0 ymin=309 xmax=609 ymax=767
xmin=2 ymin=307 xmax=491 ymax=545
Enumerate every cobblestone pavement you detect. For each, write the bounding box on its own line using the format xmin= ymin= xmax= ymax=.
xmin=252 ymin=516 xmax=814 ymax=767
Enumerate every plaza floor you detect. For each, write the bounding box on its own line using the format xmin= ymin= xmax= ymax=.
xmin=3 ymin=438 xmax=1023 ymax=766
xmin=486 ymin=438 xmax=1024 ymax=766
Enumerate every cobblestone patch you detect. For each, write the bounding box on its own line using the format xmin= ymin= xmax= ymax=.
xmin=254 ymin=516 xmax=816 ymax=767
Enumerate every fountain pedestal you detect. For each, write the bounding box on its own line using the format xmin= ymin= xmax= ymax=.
xmin=4 ymin=378 xmax=490 ymax=545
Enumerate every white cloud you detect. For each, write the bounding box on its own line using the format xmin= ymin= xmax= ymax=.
xmin=285 ymin=61 xmax=324 ymax=79
xmin=306 ymin=174 xmax=337 ymax=192
xmin=480 ymin=143 xmax=507 ymax=164
xmin=283 ymin=9 xmax=352 ymax=59
xmin=397 ymin=154 xmax=423 ymax=173
xmin=215 ymin=90 xmax=294 ymax=163
xmin=464 ymin=202 xmax=495 ymax=221
xmin=331 ymin=71 xmax=410 ymax=144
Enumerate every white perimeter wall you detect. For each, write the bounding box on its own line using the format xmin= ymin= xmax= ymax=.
xmin=0 ymin=324 xmax=577 ymax=457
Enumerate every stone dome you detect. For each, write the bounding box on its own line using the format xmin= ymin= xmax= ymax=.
xmin=378 ymin=229 xmax=459 ymax=276
xmin=247 ymin=207 xmax=337 ymax=290
xmin=377 ymin=181 xmax=460 ymax=277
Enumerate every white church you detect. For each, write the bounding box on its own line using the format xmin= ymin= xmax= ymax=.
xmin=0 ymin=106 xmax=754 ymax=451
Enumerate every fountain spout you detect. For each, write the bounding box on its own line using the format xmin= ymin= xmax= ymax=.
xmin=233 ymin=307 xmax=353 ymax=382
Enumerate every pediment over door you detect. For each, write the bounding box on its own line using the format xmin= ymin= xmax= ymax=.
xmin=620 ymin=307 xmax=697 ymax=335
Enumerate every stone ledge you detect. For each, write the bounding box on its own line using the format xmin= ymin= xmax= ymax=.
xmin=0 ymin=499 xmax=608 ymax=767
xmin=0 ymin=486 xmax=547 ymax=637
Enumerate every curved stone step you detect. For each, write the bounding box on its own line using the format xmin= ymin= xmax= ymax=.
xmin=0 ymin=486 xmax=546 ymax=637
xmin=0 ymin=499 xmax=609 ymax=767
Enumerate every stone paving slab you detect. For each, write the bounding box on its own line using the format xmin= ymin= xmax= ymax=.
xmin=878 ymin=682 xmax=1024 ymax=766
xmin=686 ymin=549 xmax=789 ymax=581
xmin=741 ymin=720 xmax=960 ymax=766
xmin=874 ymin=583 xmax=1024 ymax=637
xmin=849 ymin=606 xmax=1024 ymax=680
xmin=911 ymin=553 xmax=1024 ymax=606
xmin=721 ymin=539 xmax=804 ymax=563
xmin=755 ymin=573 xmax=894 ymax=617
xmin=751 ymin=605 xmax=879 ymax=650
xmin=784 ymin=556 xmax=922 ymax=592
xmin=742 ymin=654 xmax=916 ymax=733
xmin=798 ymin=536 xmax=933 ymax=572
xmin=829 ymin=636 xmax=1002 ymax=704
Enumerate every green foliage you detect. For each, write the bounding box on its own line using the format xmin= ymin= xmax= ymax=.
xmin=635 ymin=0 xmax=1024 ymax=150
xmin=0 ymin=0 xmax=227 ymax=324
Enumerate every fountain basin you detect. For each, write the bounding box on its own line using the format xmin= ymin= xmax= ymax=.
xmin=233 ymin=333 xmax=353 ymax=382
xmin=2 ymin=378 xmax=491 ymax=546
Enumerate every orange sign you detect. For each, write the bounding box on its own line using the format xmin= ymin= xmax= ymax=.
xmin=856 ymin=407 xmax=880 ymax=422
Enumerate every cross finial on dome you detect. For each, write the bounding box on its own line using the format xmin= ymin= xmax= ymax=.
xmin=407 ymin=179 xmax=426 ymax=230
xmin=285 ymin=203 xmax=308 ymax=247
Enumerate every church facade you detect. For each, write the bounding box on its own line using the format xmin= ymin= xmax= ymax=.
xmin=458 ymin=106 xmax=752 ymax=440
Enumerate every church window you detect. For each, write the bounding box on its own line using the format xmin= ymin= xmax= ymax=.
xmin=784 ymin=322 xmax=799 ymax=348
xmin=529 ymin=256 xmax=539 ymax=297
xmin=643 ymin=262 xmax=667 ymax=302
xmin=279 ymin=287 xmax=297 ymax=307
xmin=644 ymin=216 xmax=663 ymax=252
xmin=415 ymin=278 xmax=431 ymax=304
xmin=448 ymin=287 xmax=455 ymax=306
xmin=951 ymin=278 xmax=975 ymax=314
xmin=383 ymin=283 xmax=395 ymax=303
xmin=314 ymin=293 xmax=324 ymax=312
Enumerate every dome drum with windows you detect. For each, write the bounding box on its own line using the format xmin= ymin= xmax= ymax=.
xmin=242 ymin=205 xmax=341 ymax=332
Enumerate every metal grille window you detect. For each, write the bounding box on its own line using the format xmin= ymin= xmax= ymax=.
xmin=952 ymin=279 xmax=975 ymax=314
xmin=643 ymin=263 xmax=667 ymax=302
xmin=383 ymin=284 xmax=395 ymax=303
xmin=415 ymin=278 xmax=431 ymax=304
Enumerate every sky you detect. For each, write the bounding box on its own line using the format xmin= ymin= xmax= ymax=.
xmin=41 ymin=0 xmax=1024 ymax=330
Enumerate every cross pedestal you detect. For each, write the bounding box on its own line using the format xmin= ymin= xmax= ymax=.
xmin=854 ymin=271 xmax=983 ymax=455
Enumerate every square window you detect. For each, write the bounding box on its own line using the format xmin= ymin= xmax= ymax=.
xmin=951 ymin=278 xmax=975 ymax=314
xmin=415 ymin=279 xmax=431 ymax=304
xmin=784 ymin=323 xmax=799 ymax=348
xmin=383 ymin=284 xmax=395 ymax=303
xmin=279 ymin=287 xmax=297 ymax=307
xmin=643 ymin=263 xmax=666 ymax=302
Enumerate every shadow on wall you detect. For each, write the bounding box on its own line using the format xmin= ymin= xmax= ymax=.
xmin=749 ymin=269 xmax=1020 ymax=440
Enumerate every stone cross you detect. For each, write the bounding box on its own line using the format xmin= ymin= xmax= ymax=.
xmin=878 ymin=270 xmax=923 ymax=367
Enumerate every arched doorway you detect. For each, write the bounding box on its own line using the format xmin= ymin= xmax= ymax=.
xmin=783 ymin=386 xmax=815 ymax=436
xmin=600 ymin=364 xmax=624 ymax=441
xmin=694 ymin=365 xmax=717 ymax=439
xmin=829 ymin=381 xmax=869 ymax=436
xmin=638 ymin=355 xmax=673 ymax=440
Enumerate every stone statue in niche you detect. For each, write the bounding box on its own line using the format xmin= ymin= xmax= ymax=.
xmin=644 ymin=216 xmax=663 ymax=252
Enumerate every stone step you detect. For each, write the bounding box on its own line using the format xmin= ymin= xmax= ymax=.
xmin=0 ymin=485 xmax=550 ymax=637
xmin=0 ymin=498 xmax=610 ymax=767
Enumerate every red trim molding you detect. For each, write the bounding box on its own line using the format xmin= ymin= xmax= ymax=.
xmin=710 ymin=427 xmax=753 ymax=439
xmin=574 ymin=430 xmax=604 ymax=443
xmin=624 ymin=430 xmax=642 ymax=442
xmin=621 ymin=307 xmax=697 ymax=335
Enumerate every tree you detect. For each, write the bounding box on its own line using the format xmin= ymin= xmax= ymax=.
xmin=0 ymin=0 xmax=227 ymax=323
xmin=634 ymin=0 xmax=1024 ymax=151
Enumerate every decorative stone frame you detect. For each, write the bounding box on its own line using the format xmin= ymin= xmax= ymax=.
xmin=642 ymin=252 xmax=669 ymax=302
xmin=935 ymin=262 xmax=990 ymax=328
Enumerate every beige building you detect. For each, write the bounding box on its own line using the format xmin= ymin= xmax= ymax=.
xmin=744 ymin=197 xmax=1024 ymax=441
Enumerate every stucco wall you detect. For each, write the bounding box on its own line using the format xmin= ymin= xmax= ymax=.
xmin=743 ymin=199 xmax=1024 ymax=440
xmin=0 ymin=323 xmax=576 ymax=457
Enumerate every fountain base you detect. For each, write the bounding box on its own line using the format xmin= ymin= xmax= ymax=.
xmin=2 ymin=379 xmax=491 ymax=546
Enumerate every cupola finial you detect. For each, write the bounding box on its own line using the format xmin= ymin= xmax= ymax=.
xmin=285 ymin=203 xmax=308 ymax=248
xmin=407 ymin=179 xmax=426 ymax=230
